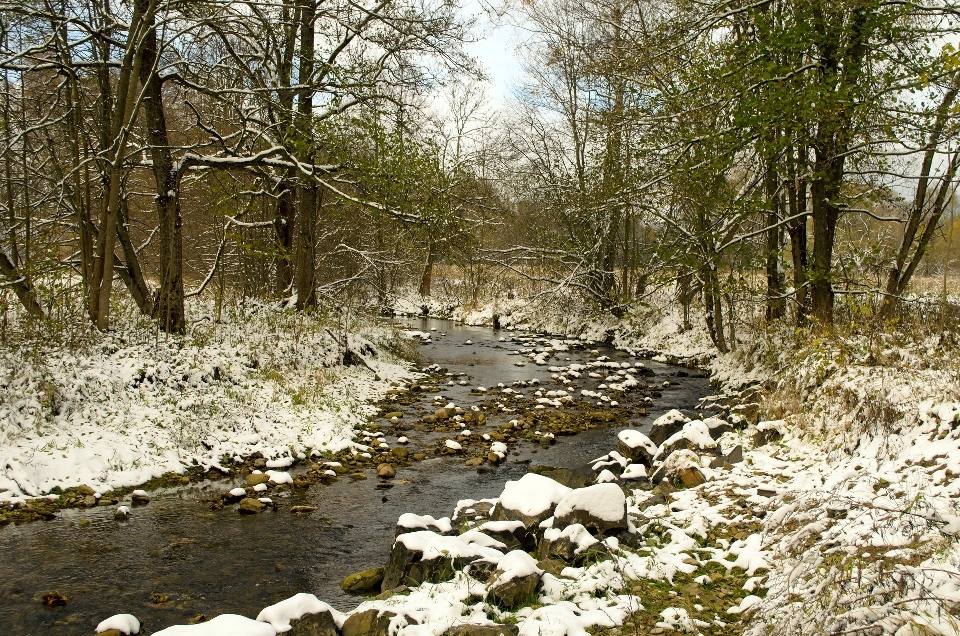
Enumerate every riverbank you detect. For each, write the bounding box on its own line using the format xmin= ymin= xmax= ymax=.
xmin=0 ymin=300 xmax=417 ymax=506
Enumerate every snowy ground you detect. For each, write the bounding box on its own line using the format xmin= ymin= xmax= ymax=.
xmin=0 ymin=299 xmax=415 ymax=501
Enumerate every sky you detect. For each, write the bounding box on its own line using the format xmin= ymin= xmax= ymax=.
xmin=461 ymin=0 xmax=525 ymax=106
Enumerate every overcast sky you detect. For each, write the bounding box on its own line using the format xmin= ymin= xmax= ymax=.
xmin=461 ymin=0 xmax=524 ymax=106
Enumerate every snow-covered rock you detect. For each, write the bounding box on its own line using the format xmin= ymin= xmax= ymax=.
xmin=616 ymin=430 xmax=658 ymax=467
xmin=552 ymin=483 xmax=627 ymax=536
xmin=490 ymin=474 xmax=572 ymax=527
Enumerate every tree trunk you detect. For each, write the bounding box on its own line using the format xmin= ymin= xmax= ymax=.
xmin=274 ymin=0 xmax=299 ymax=296
xmin=117 ymin=199 xmax=154 ymax=316
xmin=764 ymin=159 xmax=785 ymax=321
xmin=702 ymin=264 xmax=727 ymax=353
xmin=786 ymin=149 xmax=809 ymax=326
xmin=293 ymin=0 xmax=317 ymax=311
xmin=419 ymin=243 xmax=436 ymax=297
xmin=0 ymin=250 xmax=44 ymax=318
xmin=808 ymin=151 xmax=844 ymax=327
xmin=138 ymin=0 xmax=185 ymax=333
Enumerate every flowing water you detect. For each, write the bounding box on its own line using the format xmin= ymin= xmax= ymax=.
xmin=0 ymin=319 xmax=710 ymax=635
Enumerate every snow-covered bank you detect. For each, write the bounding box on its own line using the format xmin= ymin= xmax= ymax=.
xmin=0 ymin=300 xmax=416 ymax=501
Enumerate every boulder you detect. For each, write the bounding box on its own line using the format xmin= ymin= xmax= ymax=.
xmin=377 ymin=464 xmax=396 ymax=479
xmin=435 ymin=408 xmax=455 ymax=420
xmin=256 ymin=594 xmax=338 ymax=636
xmin=654 ymin=420 xmax=718 ymax=462
xmin=476 ymin=520 xmax=531 ymax=551
xmin=552 ymin=483 xmax=627 ymax=536
xmin=528 ymin=465 xmax=595 ymax=489
xmin=651 ymin=449 xmax=705 ymax=487
xmin=754 ymin=420 xmax=785 ymax=446
xmin=446 ymin=625 xmax=519 ymax=636
xmin=489 ymin=473 xmax=572 ymax=527
xmin=340 ymin=567 xmax=385 ymax=594
xmin=678 ymin=467 xmax=706 ymax=487
xmin=246 ymin=473 xmax=270 ymax=486
xmin=537 ymin=523 xmax=603 ymax=564
xmin=381 ymin=531 xmax=503 ymax=591
xmin=617 ymin=430 xmax=658 ymax=468
xmin=390 ymin=447 xmax=409 ymax=461
xmin=703 ymin=417 xmax=734 ymax=440
xmin=238 ymin=498 xmax=266 ymax=514
xmin=648 ymin=409 xmax=691 ymax=446
xmin=487 ymin=551 xmax=542 ymax=609
xmin=342 ymin=609 xmax=399 ymax=636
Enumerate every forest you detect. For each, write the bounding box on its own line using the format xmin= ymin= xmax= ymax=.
xmin=2 ymin=1 xmax=960 ymax=635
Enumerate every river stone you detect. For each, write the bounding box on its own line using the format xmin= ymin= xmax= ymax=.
xmin=238 ymin=498 xmax=266 ymax=514
xmin=648 ymin=409 xmax=691 ymax=446
xmin=246 ymin=473 xmax=270 ymax=486
xmin=616 ymin=431 xmax=658 ymax=468
xmin=288 ymin=608 xmax=339 ymax=636
xmin=489 ymin=473 xmax=572 ymax=528
xmin=383 ymin=411 xmax=403 ymax=419
xmin=97 ymin=631 xmax=123 ymax=636
xmin=77 ymin=484 xmax=95 ymax=496
xmin=446 ymin=625 xmax=519 ymax=636
xmin=377 ymin=464 xmax=396 ymax=479
xmin=678 ymin=467 xmax=706 ymax=487
xmin=341 ymin=567 xmax=385 ymax=594
xmin=341 ymin=609 xmax=399 ymax=636
xmin=488 ymin=572 xmax=540 ymax=609
xmin=390 ymin=447 xmax=409 ymax=460
xmin=82 ymin=495 xmax=97 ymax=507
xmin=131 ymin=492 xmax=150 ymax=505
xmin=465 ymin=458 xmax=484 ymax=467
xmin=529 ymin=465 xmax=595 ymax=489
xmin=422 ymin=415 xmax=437 ymax=424
xmin=703 ymin=417 xmax=734 ymax=440
xmin=552 ymin=483 xmax=627 ymax=536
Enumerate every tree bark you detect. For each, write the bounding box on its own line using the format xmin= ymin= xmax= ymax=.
xmin=274 ymin=0 xmax=299 ymax=296
xmin=0 ymin=250 xmax=44 ymax=319
xmin=419 ymin=243 xmax=436 ymax=296
xmin=293 ymin=0 xmax=317 ymax=311
xmin=137 ymin=0 xmax=185 ymax=333
xmin=764 ymin=159 xmax=785 ymax=321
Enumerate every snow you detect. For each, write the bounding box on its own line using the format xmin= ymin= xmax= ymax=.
xmin=0 ymin=300 xmax=416 ymax=500
xmin=395 ymin=531 xmax=504 ymax=562
xmin=153 ymin=614 xmax=277 ymax=636
xmin=397 ymin=513 xmax=453 ymax=534
xmin=496 ymin=473 xmax=572 ymax=519
xmin=96 ymin=614 xmax=140 ymax=634
xmin=229 ymin=487 xmax=247 ymax=497
xmin=553 ymin=484 xmax=625 ymax=522
xmin=256 ymin=593 xmax=344 ymax=632
xmin=265 ymin=470 xmax=293 ymax=485
xmin=491 ymin=550 xmax=542 ymax=584
xmin=621 ymin=464 xmax=647 ymax=480
xmin=445 ymin=440 xmax=463 ymax=451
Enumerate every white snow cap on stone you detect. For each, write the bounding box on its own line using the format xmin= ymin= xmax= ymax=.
xmin=256 ymin=593 xmax=344 ymax=632
xmin=266 ymin=456 xmax=294 ymax=469
xmin=541 ymin=523 xmax=600 ymax=554
xmin=445 ymin=439 xmax=462 ymax=451
xmin=131 ymin=489 xmax=148 ymax=498
xmin=660 ymin=420 xmax=717 ymax=452
xmin=617 ymin=430 xmax=657 ymax=454
xmin=491 ymin=549 xmax=543 ymax=585
xmin=497 ymin=473 xmax=572 ymax=518
xmin=229 ymin=487 xmax=246 ymax=497
xmin=395 ymin=530 xmax=504 ymax=562
xmin=652 ymin=409 xmax=690 ymax=428
xmin=96 ymin=614 xmax=140 ymax=634
xmin=595 ymin=469 xmax=618 ymax=483
xmin=554 ymin=483 xmax=626 ymax=522
xmin=397 ymin=512 xmax=453 ymax=533
xmin=621 ymin=464 xmax=648 ymax=480
xmin=153 ymin=614 xmax=276 ymax=635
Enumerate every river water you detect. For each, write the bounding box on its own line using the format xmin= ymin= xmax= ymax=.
xmin=0 ymin=319 xmax=710 ymax=635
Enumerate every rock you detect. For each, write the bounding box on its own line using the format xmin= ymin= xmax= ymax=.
xmin=654 ymin=420 xmax=718 ymax=462
xmin=381 ymin=531 xmax=502 ymax=591
xmin=648 ymin=409 xmax=691 ymax=446
xmin=383 ymin=411 xmax=403 ymax=419
xmin=528 ymin=465 xmax=595 ymax=489
xmin=97 ymin=631 xmax=123 ymax=636
xmin=487 ymin=551 xmax=542 ymax=609
xmin=725 ymin=444 xmax=744 ymax=464
xmin=553 ymin=483 xmax=627 ymax=536
xmin=82 ymin=495 xmax=97 ymax=507
xmin=754 ymin=420 xmax=785 ymax=446
xmin=238 ymin=498 xmax=266 ymax=514
xmin=434 ymin=408 xmax=455 ymax=420
xmin=678 ymin=467 xmax=706 ymax=487
xmin=422 ymin=415 xmax=437 ymax=424
xmin=340 ymin=567 xmax=385 ymax=594
xmin=246 ymin=473 xmax=270 ymax=486
xmin=341 ymin=609 xmax=399 ymax=636
xmin=476 ymin=520 xmax=531 ymax=551
xmin=652 ymin=449 xmax=704 ymax=487
xmin=446 ymin=625 xmax=519 ymax=636
xmin=487 ymin=452 xmax=502 ymax=464
xmin=465 ymin=458 xmax=484 ymax=467
xmin=536 ymin=559 xmax=567 ymax=577
xmin=489 ymin=473 xmax=572 ymax=527
xmin=412 ymin=453 xmax=426 ymax=461
xmin=288 ymin=609 xmax=339 ymax=636
xmin=290 ymin=506 xmax=318 ymax=514
xmin=537 ymin=523 xmax=603 ymax=564
xmin=77 ymin=484 xmax=95 ymax=496
xmin=390 ymin=447 xmax=409 ymax=460
xmin=114 ymin=506 xmax=131 ymax=520
xmin=377 ymin=464 xmax=396 ymax=479
xmin=703 ymin=417 xmax=734 ymax=440
xmin=396 ymin=513 xmax=452 ymax=537
xmin=616 ymin=430 xmax=658 ymax=468
xmin=130 ymin=490 xmax=150 ymax=505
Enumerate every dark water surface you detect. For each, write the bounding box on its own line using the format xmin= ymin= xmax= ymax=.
xmin=0 ymin=319 xmax=710 ymax=635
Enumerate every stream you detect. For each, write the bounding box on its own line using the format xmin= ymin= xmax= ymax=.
xmin=0 ymin=319 xmax=711 ymax=635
